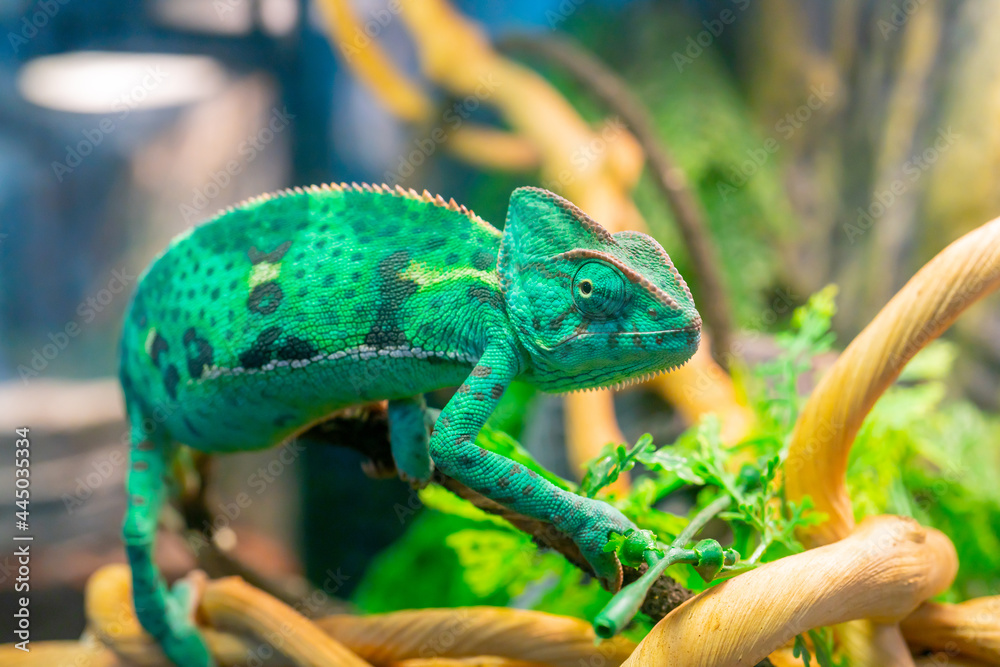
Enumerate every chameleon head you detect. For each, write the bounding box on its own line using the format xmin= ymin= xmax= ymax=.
xmin=498 ymin=187 xmax=702 ymax=392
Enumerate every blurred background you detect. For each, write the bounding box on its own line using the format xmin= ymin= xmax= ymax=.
xmin=2 ymin=0 xmax=1000 ymax=647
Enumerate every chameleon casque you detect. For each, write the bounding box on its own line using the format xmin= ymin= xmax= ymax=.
xmin=118 ymin=183 xmax=701 ymax=665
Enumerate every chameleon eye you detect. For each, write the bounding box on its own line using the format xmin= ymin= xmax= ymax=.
xmin=572 ymin=262 xmax=627 ymax=318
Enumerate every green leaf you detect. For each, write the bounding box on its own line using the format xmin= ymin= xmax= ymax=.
xmin=793 ymin=634 xmax=812 ymax=667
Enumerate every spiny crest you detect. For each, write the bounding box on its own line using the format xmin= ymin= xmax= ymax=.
xmin=214 ymin=181 xmax=492 ymax=231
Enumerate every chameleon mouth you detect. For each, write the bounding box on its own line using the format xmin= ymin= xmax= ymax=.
xmin=552 ymin=323 xmax=701 ymax=348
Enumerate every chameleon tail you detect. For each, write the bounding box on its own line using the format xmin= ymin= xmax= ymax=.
xmin=121 ymin=406 xmax=214 ymax=667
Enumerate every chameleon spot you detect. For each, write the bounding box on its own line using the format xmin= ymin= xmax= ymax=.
xmin=277 ymin=335 xmax=317 ymax=361
xmin=471 ymin=365 xmax=492 ymax=377
xmin=445 ymin=252 xmax=459 ymax=265
xmin=476 ymin=447 xmax=488 ymax=457
xmin=457 ymin=384 xmax=470 ymax=393
xmin=295 ymin=269 xmax=306 ymax=279
xmin=455 ymin=434 xmax=471 ymax=446
xmin=297 ymin=288 xmax=308 ymax=298
xmin=131 ymin=494 xmax=145 ymax=506
xmin=180 ymin=272 xmax=187 ymax=281
xmin=229 ymin=280 xmax=238 ymax=291
xmin=192 ymin=261 xmax=201 ymax=273
xmin=136 ymin=441 xmax=155 ymax=451
xmin=527 ymin=469 xmax=538 ymax=478
xmin=239 ymin=326 xmax=283 ymax=369
xmin=497 ymin=477 xmax=510 ymax=488
xmin=364 ymin=251 xmax=416 ymax=348
xmin=182 ymin=328 xmax=214 ymax=379
xmin=510 ymin=463 xmax=522 ymax=475
xmin=274 ymin=414 xmax=297 ymax=427
xmin=163 ymin=364 xmax=180 ymax=400
xmin=473 ymin=392 xmax=485 ymax=401
xmin=198 ymin=308 xmax=205 ymax=320
xmin=351 ymin=271 xmax=362 ymax=282
xmin=522 ymin=485 xmax=535 ymax=496
xmin=351 ymin=252 xmax=364 ymax=262
xmin=207 ymin=267 xmax=214 ymax=277
xmin=248 ymin=282 xmax=284 ymax=315
xmin=332 ymin=248 xmax=343 ymax=258
xmin=647 ymin=307 xmax=659 ymax=319
xmin=468 ymin=285 xmax=503 ymax=309
xmin=471 ymin=249 xmax=494 ymax=270
xmin=211 ymin=288 xmax=220 ymax=300
xmin=182 ymin=416 xmax=203 ymax=437
xmin=225 ymin=261 xmax=234 ymax=270
xmin=316 ymin=239 xmax=326 ymax=249
xmin=491 ymin=384 xmax=504 ymax=399
xmin=187 ymin=289 xmax=195 ymax=299
xmin=148 ymin=332 xmax=169 ymax=368
xmin=343 ymin=289 xmax=356 ymax=299
xmin=248 ymin=240 xmax=292 ymax=264
xmin=323 ymin=274 xmax=336 ymax=287
xmin=132 ymin=461 xmax=148 ymax=471
xmin=426 ymin=236 xmax=445 ymax=250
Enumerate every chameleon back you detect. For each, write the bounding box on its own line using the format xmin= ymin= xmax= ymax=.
xmin=119 ymin=183 xmax=505 ymax=452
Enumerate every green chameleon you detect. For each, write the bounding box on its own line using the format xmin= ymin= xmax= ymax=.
xmin=118 ymin=183 xmax=701 ymax=665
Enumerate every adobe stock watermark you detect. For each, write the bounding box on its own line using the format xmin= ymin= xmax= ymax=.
xmin=62 ymin=397 xmax=180 ymax=515
xmin=179 ymin=106 xmax=295 ymax=223
xmin=51 ymin=66 xmax=170 ymax=182
xmin=185 ymin=441 xmax=306 ymax=556
xmin=380 ymin=74 xmax=500 ymax=186
xmin=17 ymin=268 xmax=135 ymax=384
xmin=8 ymin=0 xmax=70 ymax=54
xmin=718 ymin=84 xmax=834 ymax=200
xmin=877 ymin=0 xmax=932 ymax=39
xmin=842 ymin=126 xmax=959 ymax=244
xmin=672 ymin=0 xmax=753 ymax=72
xmin=545 ymin=0 xmax=585 ymax=29
xmin=540 ymin=116 xmax=626 ymax=192
xmin=334 ymin=0 xmax=404 ymax=62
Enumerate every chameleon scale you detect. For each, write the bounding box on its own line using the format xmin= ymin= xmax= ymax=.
xmin=118 ymin=182 xmax=702 ymax=665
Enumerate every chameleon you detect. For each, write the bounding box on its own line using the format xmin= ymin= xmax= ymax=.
xmin=118 ymin=182 xmax=701 ymax=666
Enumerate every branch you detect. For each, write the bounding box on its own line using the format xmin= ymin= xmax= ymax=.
xmin=299 ymin=404 xmax=695 ymax=623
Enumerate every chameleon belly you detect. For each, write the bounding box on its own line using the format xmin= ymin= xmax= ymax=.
xmin=119 ymin=184 xmax=508 ymax=452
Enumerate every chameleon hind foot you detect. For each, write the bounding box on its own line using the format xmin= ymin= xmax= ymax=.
xmin=388 ymin=396 xmax=434 ymax=487
xmin=158 ymin=577 xmax=214 ymax=667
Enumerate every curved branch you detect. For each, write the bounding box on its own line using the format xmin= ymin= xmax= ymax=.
xmin=622 ymin=516 xmax=956 ymax=667
xmin=786 ymin=215 xmax=1000 ymax=547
